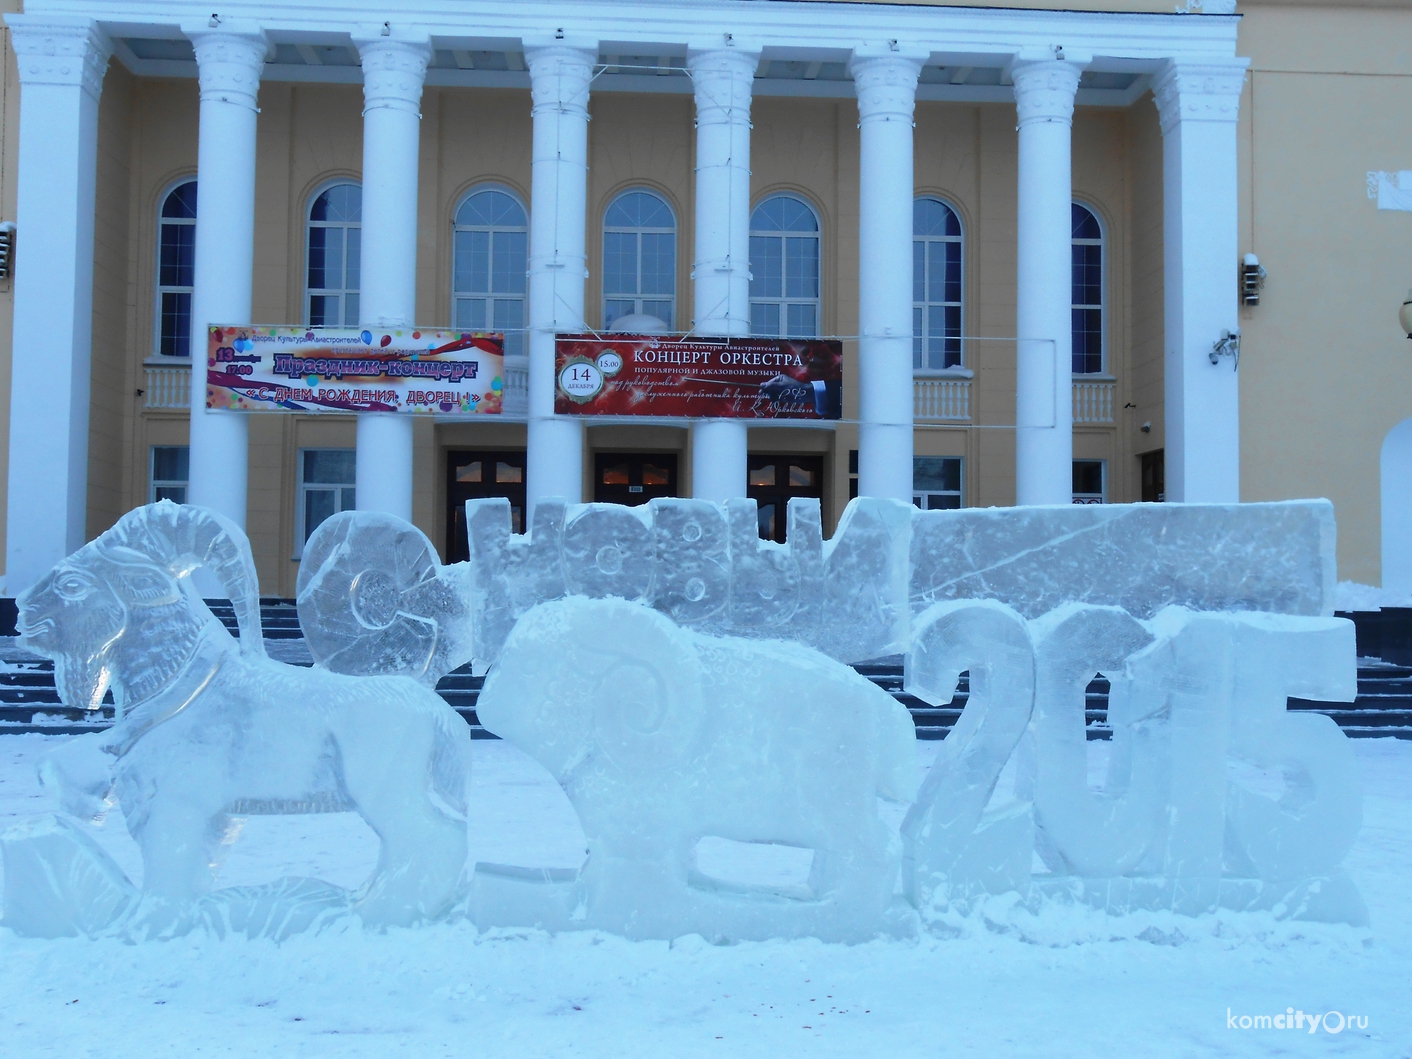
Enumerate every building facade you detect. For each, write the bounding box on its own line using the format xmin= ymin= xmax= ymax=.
xmin=0 ymin=0 xmax=1407 ymax=597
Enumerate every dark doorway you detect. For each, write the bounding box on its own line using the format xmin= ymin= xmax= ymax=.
xmin=446 ymin=450 xmax=526 ymax=563
xmin=748 ymin=454 xmax=824 ymax=542
xmin=1141 ymin=449 xmax=1165 ymax=503
xmin=594 ymin=453 xmax=678 ymax=506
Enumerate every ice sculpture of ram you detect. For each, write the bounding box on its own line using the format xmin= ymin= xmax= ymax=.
xmin=0 ymin=501 xmax=471 ymax=939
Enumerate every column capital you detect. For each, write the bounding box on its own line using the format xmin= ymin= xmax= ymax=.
xmin=849 ymin=52 xmax=924 ymax=124
xmin=1152 ymin=59 xmax=1249 ymax=136
xmin=1010 ymin=58 xmax=1084 ymax=129
xmin=688 ymin=47 xmax=758 ymax=125
xmin=525 ymin=44 xmax=597 ymax=120
xmin=5 ymin=15 xmax=111 ymax=100
xmin=183 ymin=23 xmax=270 ymax=112
xmin=353 ymin=33 xmax=432 ymax=116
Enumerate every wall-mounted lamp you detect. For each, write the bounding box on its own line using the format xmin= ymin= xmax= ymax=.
xmin=0 ymin=222 xmax=15 ymax=281
xmin=1140 ymin=421 xmax=1152 ymax=433
xmin=1241 ymin=253 xmax=1266 ymax=306
xmin=1210 ymin=328 xmax=1240 ymax=370
xmin=1400 ymin=288 xmax=1412 ymax=339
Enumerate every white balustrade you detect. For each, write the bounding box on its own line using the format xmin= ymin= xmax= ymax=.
xmin=144 ymin=364 xmax=191 ymax=410
xmin=501 ymin=355 xmax=530 ymax=417
xmin=914 ymin=378 xmax=971 ymax=421
xmin=1072 ymin=380 xmax=1115 ymax=423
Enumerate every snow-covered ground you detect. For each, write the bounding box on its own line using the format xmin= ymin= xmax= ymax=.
xmin=0 ymin=733 xmax=1408 ymax=1057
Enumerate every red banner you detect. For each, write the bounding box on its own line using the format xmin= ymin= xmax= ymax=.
xmin=553 ymin=334 xmax=843 ymax=419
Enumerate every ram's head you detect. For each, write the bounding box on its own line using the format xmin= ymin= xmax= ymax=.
xmin=16 ymin=501 xmax=266 ymax=711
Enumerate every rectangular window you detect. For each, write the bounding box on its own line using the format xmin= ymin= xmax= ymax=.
xmin=150 ymin=445 xmax=189 ymax=504
xmin=1073 ymin=459 xmax=1106 ymax=504
xmin=913 ymin=456 xmax=963 ymax=510
xmin=297 ymin=448 xmax=356 ymax=557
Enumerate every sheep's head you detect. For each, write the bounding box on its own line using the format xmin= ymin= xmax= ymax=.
xmin=18 ymin=552 xmax=137 ymax=711
xmin=16 ymin=501 xmax=266 ymax=711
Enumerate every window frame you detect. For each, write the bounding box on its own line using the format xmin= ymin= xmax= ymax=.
xmin=294 ymin=447 xmax=357 ymax=560
xmin=452 ymin=183 xmax=530 ymax=357
xmin=601 ymin=187 xmax=678 ymax=331
xmin=912 ymin=455 xmax=965 ymax=510
xmin=1071 ymin=201 xmax=1106 ymax=377
xmin=749 ymin=192 xmax=823 ymax=339
xmin=149 ymin=444 xmax=190 ymax=504
xmin=153 ymin=178 xmax=198 ymax=360
xmin=1072 ymin=458 xmax=1108 ymax=504
xmin=912 ymin=196 xmax=965 ymax=373
xmin=305 ymin=180 xmax=362 ymax=329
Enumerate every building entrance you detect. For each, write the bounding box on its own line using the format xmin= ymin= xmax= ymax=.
xmin=446 ymin=450 xmax=526 ymax=563
xmin=593 ymin=453 xmax=678 ymax=506
xmin=748 ymin=454 xmax=824 ymax=542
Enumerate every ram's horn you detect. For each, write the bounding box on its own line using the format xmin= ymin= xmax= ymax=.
xmin=295 ymin=511 xmax=473 ymax=686
xmin=103 ymin=500 xmax=266 ymax=658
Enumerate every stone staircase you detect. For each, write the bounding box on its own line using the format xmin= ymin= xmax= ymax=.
xmin=3 ymin=600 xmax=1409 ymax=740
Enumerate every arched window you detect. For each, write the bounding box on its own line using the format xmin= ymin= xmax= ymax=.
xmin=454 ymin=186 xmax=528 ymax=356
xmin=307 ymin=182 xmax=361 ymax=327
xmin=1072 ymin=203 xmax=1104 ymax=375
xmin=750 ymin=194 xmax=821 ymax=337
xmin=602 ymin=190 xmax=676 ymax=330
xmin=913 ymin=197 xmax=963 ymax=370
xmin=156 ymin=180 xmax=197 ymax=357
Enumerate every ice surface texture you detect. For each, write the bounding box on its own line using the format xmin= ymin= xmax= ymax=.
xmin=473 ymin=596 xmax=919 ymax=942
xmin=1 ymin=502 xmax=472 ymax=939
xmin=303 ymin=496 xmax=1334 ymax=678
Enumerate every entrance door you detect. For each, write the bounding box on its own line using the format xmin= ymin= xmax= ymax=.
xmin=594 ymin=453 xmax=678 ymax=506
xmin=748 ymin=454 xmax=824 ymax=542
xmin=446 ymin=450 xmax=526 ymax=563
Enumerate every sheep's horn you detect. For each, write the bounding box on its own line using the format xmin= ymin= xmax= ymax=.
xmin=105 ymin=500 xmax=266 ymax=658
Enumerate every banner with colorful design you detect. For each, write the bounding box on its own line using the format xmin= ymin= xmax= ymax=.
xmin=205 ymin=326 xmax=505 ymax=414
xmin=553 ymin=333 xmax=843 ymax=419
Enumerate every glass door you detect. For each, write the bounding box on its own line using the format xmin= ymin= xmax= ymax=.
xmin=747 ymin=454 xmax=824 ymax=542
xmin=594 ymin=453 xmax=678 ymax=506
xmin=446 ymin=450 xmax=527 ymax=563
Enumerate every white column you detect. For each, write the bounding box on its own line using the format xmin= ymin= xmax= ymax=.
xmin=184 ymin=23 xmax=269 ymax=529
xmin=688 ymin=46 xmax=757 ymax=502
xmin=525 ymin=44 xmax=595 ymax=511
xmin=1011 ymin=56 xmax=1082 ymax=506
xmin=2 ymin=16 xmax=110 ymax=591
xmin=851 ymin=50 xmax=924 ymax=503
xmin=1153 ymin=60 xmax=1248 ymax=503
xmin=352 ymin=30 xmax=431 ymax=520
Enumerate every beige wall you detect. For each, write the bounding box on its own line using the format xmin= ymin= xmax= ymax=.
xmin=0 ymin=2 xmax=21 ymax=569
xmin=1236 ymin=3 xmax=1412 ymax=584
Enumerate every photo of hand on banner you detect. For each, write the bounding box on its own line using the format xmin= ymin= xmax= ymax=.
xmin=554 ymin=333 xmax=843 ymax=419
